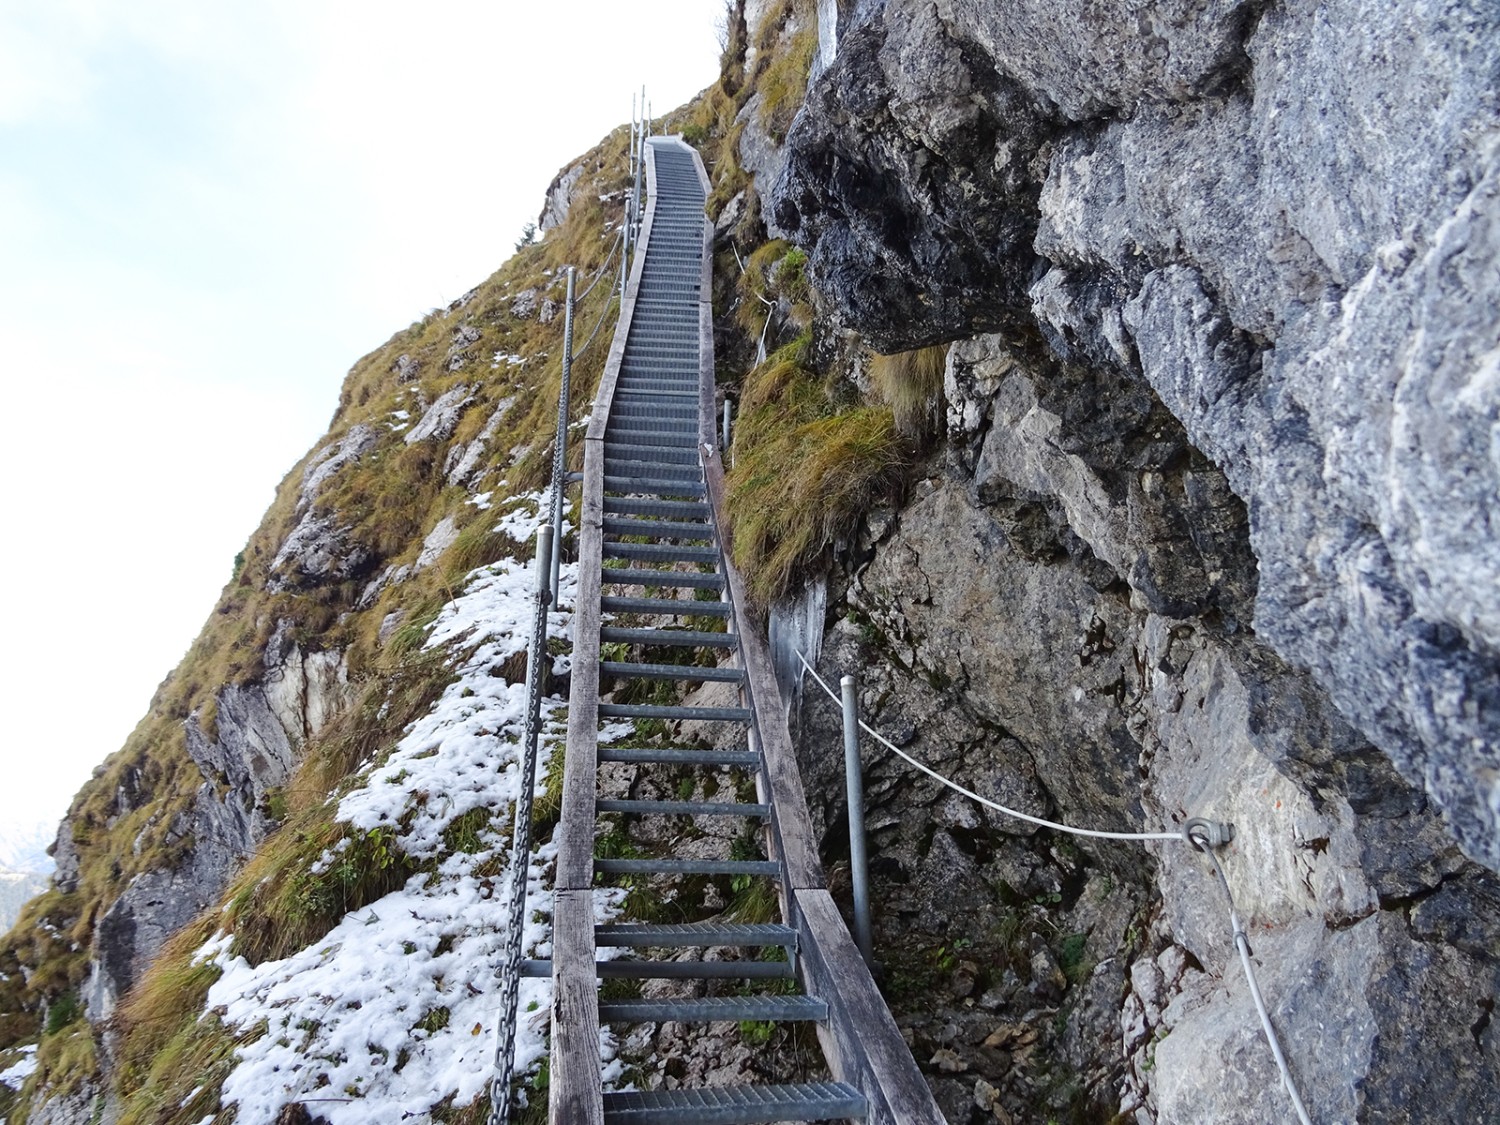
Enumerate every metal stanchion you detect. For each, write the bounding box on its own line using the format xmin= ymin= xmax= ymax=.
xmin=549 ymin=268 xmax=576 ymax=604
xmin=840 ymin=673 xmax=874 ymax=967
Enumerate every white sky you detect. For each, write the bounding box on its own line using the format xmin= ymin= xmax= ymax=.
xmin=0 ymin=0 xmax=721 ymax=834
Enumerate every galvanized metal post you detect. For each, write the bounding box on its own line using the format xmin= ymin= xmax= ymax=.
xmin=549 ymin=267 xmax=576 ymax=603
xmin=841 ymin=673 xmax=874 ymax=967
xmin=721 ymin=397 xmax=732 ymax=450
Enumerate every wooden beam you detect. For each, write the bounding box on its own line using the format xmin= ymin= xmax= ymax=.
xmin=548 ymin=888 xmax=603 ymax=1125
xmin=795 ymin=889 xmax=945 ymax=1124
xmin=701 ymin=447 xmax=825 ymax=892
xmin=557 ymin=443 xmax=603 ymax=891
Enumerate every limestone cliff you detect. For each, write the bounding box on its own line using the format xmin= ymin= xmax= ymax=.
xmin=753 ymin=1 xmax=1500 ymax=1121
xmin=0 ymin=2 xmax=1496 ymax=1123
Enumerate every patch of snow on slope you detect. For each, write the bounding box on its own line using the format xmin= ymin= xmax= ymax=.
xmin=205 ymin=553 xmax=601 ymax=1124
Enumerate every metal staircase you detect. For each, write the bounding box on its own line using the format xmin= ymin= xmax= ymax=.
xmin=545 ymin=136 xmax=943 ymax=1125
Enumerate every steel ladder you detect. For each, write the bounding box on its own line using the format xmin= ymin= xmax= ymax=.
xmin=546 ymin=137 xmax=868 ymax=1124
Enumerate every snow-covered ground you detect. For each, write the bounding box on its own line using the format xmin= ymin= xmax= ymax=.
xmin=203 ymin=501 xmax=613 ymax=1123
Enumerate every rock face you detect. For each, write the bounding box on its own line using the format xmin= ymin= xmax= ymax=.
xmin=775 ymin=0 xmax=1500 ymax=873
xmin=770 ymin=0 xmax=1500 ymax=1119
xmin=82 ymin=643 xmax=351 ymax=1022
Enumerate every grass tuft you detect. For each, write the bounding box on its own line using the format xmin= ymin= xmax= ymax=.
xmin=727 ymin=336 xmax=907 ymax=604
xmin=868 ymin=345 xmax=949 ymax=438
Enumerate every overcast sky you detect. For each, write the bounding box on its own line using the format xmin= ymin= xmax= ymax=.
xmin=0 ymin=0 xmax=721 ymax=836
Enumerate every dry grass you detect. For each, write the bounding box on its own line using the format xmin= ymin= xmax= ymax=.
xmin=727 ymin=337 xmax=907 ymax=604
xmin=0 ymin=84 xmax=635 ymax=1079
xmin=869 ymin=344 xmax=949 ymax=438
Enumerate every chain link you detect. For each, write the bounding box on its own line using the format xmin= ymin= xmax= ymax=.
xmin=486 ymin=533 xmax=553 ymax=1125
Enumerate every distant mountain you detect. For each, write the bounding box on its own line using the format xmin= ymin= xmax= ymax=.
xmin=0 ymin=873 xmax=48 ymax=933
xmin=0 ymin=821 xmax=56 ymax=877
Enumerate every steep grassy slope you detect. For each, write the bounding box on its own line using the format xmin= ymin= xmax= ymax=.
xmin=0 ymin=1 xmax=922 ymax=1118
xmin=0 ymin=119 xmax=634 ymax=1119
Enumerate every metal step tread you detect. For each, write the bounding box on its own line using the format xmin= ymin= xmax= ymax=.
xmin=596 ymin=922 xmax=795 ymax=947
xmin=602 ymin=517 xmax=713 ymax=539
xmin=603 ymin=498 xmax=710 ymax=518
xmin=600 ymin=568 xmax=724 ymax=589
xmin=598 ymin=995 xmax=827 ymax=1024
xmin=600 ymin=626 xmax=736 ymax=647
xmin=596 ymin=798 xmax=769 ymax=818
xmin=604 ymin=446 xmax=700 ymax=466
xmin=601 ymin=1083 xmax=866 ymax=1125
xmin=520 ymin=959 xmax=790 ymax=981
xmin=602 ymin=476 xmax=706 ymax=496
xmin=603 ymin=542 xmax=719 ymax=563
xmin=601 ymin=595 xmax=729 ymax=617
xmin=597 ymin=746 xmax=757 ymax=767
xmin=595 ymin=857 xmax=778 ymax=877
xmin=600 ymin=660 xmax=742 ymax=682
xmin=598 ymin=702 xmax=751 ymax=721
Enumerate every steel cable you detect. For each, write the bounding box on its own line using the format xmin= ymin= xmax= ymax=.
xmin=796 ymin=651 xmax=1182 ymax=842
xmin=797 ymin=647 xmax=1316 ymax=1121
xmin=1189 ymin=829 xmax=1314 ymax=1125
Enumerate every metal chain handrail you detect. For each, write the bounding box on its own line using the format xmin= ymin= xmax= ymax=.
xmin=487 ymin=523 xmax=554 ymax=1125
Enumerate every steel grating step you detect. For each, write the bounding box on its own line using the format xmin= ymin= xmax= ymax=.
xmin=603 ymin=429 xmax=699 ymax=448
xmin=597 ymin=746 xmax=756 ymax=767
xmin=600 ymin=567 xmax=724 ymax=589
xmin=520 ymin=959 xmax=791 ymax=981
xmin=600 ymin=660 xmax=742 ymax=683
xmin=604 ymin=445 xmax=700 ymax=466
xmin=600 ymin=595 xmax=728 ymax=616
xmin=602 ymin=476 xmax=706 ymax=497
xmin=597 ymin=798 xmax=769 ymax=818
xmin=595 ymin=856 xmax=779 ymax=877
xmin=603 ymin=463 xmax=704 ymax=485
xmin=602 ymin=517 xmax=713 ymax=540
xmin=600 ymin=626 xmax=736 ymax=648
xmin=603 ymin=542 xmax=718 ymax=563
xmin=598 ymin=994 xmax=826 ymax=1025
xmin=613 ymin=385 xmax=699 ymax=398
xmin=596 ymin=922 xmax=794 ymax=948
xmin=601 ymin=1082 xmax=867 ymax=1125
xmin=603 ymin=497 xmax=710 ymax=518
xmin=609 ymin=406 xmax=697 ymax=421
xmin=598 ymin=702 xmax=751 ymax=721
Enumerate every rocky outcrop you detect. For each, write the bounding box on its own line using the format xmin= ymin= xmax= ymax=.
xmin=776 ymin=0 xmax=1500 ymax=875
xmin=82 ymin=645 xmax=352 ymax=1022
xmin=539 ymin=160 xmax=586 ymax=231
xmin=769 ymin=0 xmax=1500 ymax=1118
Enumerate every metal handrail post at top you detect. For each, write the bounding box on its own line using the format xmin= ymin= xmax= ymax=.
xmin=486 ymin=523 xmax=554 ymax=1125
xmin=550 ymin=267 xmax=576 ymax=603
xmin=841 ymin=673 xmax=875 ymax=968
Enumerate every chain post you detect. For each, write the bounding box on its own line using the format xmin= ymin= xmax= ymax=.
xmin=485 ymin=524 xmax=554 ymax=1125
xmin=549 ymin=268 xmax=576 ymax=603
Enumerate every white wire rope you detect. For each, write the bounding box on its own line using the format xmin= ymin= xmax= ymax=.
xmin=1191 ymin=830 xmax=1314 ymax=1125
xmin=796 ymin=647 xmax=1315 ymax=1121
xmin=576 ymin=229 xmax=624 ymax=304
xmin=795 ymin=651 xmax=1183 ymax=842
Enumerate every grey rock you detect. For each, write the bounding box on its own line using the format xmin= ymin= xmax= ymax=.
xmin=297 ymin=424 xmax=377 ymax=512
xmin=404 ymin=383 xmax=475 ymax=445
xmin=539 ymin=160 xmax=585 ymax=231
xmin=392 ymin=353 xmax=420 ymax=383
xmin=735 ymin=94 xmax=791 ymax=236
xmin=446 ymin=396 xmax=515 ymax=488
xmin=267 ymin=512 xmax=373 ymax=592
xmin=510 ymin=288 xmax=540 ymax=319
